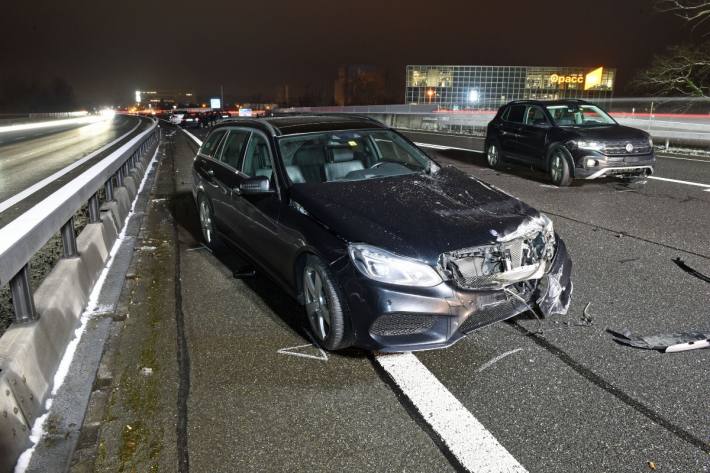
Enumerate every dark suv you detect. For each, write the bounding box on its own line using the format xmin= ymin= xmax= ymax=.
xmin=485 ymin=99 xmax=655 ymax=186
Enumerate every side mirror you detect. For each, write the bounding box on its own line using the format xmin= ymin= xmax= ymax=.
xmin=236 ymin=176 xmax=274 ymax=195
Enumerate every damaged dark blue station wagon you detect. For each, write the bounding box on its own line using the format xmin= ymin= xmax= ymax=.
xmin=191 ymin=115 xmax=573 ymax=351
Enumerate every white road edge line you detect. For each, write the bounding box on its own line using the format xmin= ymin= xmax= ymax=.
xmin=181 ymin=128 xmax=203 ymax=146
xmin=13 ymin=144 xmax=161 ymax=473
xmin=656 ymin=154 xmax=710 ymax=163
xmin=415 ymin=142 xmax=483 ymax=153
xmin=0 ymin=119 xmax=141 ymax=213
xmin=647 ymin=175 xmax=710 ymax=189
xmin=375 ymin=352 xmax=527 ymax=473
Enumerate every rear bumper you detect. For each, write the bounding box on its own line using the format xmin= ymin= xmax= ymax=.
xmin=339 ymin=237 xmax=573 ymax=352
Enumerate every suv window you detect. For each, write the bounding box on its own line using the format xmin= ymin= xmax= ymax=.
xmin=525 ymin=106 xmax=548 ymax=126
xmin=200 ymin=130 xmax=227 ymax=157
xmin=506 ymin=105 xmax=526 ymax=123
xmin=218 ymin=130 xmax=250 ymax=169
xmin=242 ymin=134 xmax=274 ymax=179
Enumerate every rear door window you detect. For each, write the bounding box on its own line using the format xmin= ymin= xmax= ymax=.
xmin=506 ymin=105 xmax=526 ymax=123
xmin=199 ymin=130 xmax=227 ymax=157
xmin=218 ymin=130 xmax=251 ymax=169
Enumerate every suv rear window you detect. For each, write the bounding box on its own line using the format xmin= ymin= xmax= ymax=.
xmin=506 ymin=105 xmax=526 ymax=123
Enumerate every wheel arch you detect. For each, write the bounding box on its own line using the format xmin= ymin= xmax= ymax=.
xmin=546 ymin=143 xmax=576 ymax=177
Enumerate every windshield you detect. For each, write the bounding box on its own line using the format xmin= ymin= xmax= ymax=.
xmin=277 ymin=129 xmax=436 ymax=184
xmin=545 ymin=104 xmax=615 ymax=127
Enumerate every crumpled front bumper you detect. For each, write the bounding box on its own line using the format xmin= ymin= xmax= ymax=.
xmin=340 ymin=237 xmax=573 ymax=352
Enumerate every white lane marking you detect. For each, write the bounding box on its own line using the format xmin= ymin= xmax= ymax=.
xmin=0 ymin=115 xmax=101 ymax=134
xmin=14 ymin=144 xmax=160 ymax=473
xmin=376 ymin=352 xmax=527 ymax=472
xmin=181 ymin=128 xmax=203 ymax=146
xmin=656 ymin=154 xmax=710 ymax=163
xmin=0 ymin=119 xmax=141 ymax=213
xmin=0 ymin=123 xmax=157 ymax=267
xmin=647 ymin=175 xmax=710 ymax=189
xmin=477 ymin=348 xmax=524 ymax=373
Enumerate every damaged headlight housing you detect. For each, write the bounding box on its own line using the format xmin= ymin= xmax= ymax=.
xmin=348 ymin=243 xmax=442 ymax=287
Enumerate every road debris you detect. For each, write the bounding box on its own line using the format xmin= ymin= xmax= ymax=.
xmin=672 ymin=257 xmax=710 ymax=284
xmin=607 ymin=328 xmax=710 ymax=353
xmin=648 ymin=460 xmax=657 ymax=470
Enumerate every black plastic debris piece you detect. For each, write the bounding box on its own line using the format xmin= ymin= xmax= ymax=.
xmin=607 ymin=328 xmax=710 ymax=352
xmin=672 ymin=257 xmax=710 ymax=284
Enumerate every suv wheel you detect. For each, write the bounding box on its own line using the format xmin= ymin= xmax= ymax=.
xmin=549 ymin=147 xmax=573 ymax=187
xmin=486 ymin=142 xmax=502 ymax=169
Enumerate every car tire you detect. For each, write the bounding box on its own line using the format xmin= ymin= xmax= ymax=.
xmin=548 ymin=146 xmax=573 ymax=187
xmin=302 ymin=255 xmax=350 ymax=351
xmin=197 ymin=194 xmax=222 ymax=250
xmin=486 ymin=141 xmax=503 ymax=169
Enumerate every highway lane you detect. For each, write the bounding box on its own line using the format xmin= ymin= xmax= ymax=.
xmin=0 ymin=115 xmax=139 ymax=203
xmin=82 ymin=125 xmax=707 ymax=472
xmin=0 ymin=115 xmax=147 ymax=228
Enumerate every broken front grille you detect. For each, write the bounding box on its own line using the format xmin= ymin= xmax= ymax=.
xmin=440 ymin=232 xmax=552 ymax=290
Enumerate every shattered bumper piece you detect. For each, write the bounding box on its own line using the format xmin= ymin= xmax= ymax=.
xmin=536 ymin=238 xmax=573 ymax=318
xmin=607 ymin=328 xmax=710 ymax=352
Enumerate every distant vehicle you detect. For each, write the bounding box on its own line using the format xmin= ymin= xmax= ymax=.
xmin=485 ymin=99 xmax=655 ymax=186
xmin=191 ymin=115 xmax=572 ymax=351
xmin=170 ymin=110 xmax=205 ymax=128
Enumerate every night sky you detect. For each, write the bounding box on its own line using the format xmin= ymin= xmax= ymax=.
xmin=0 ymin=0 xmax=691 ymax=106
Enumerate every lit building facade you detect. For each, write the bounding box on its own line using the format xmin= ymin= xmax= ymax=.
xmin=405 ymin=65 xmax=616 ymax=109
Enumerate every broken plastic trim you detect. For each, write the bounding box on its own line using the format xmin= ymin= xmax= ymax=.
xmin=438 ymin=215 xmax=556 ymax=290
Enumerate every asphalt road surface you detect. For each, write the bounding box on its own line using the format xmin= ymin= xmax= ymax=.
xmin=0 ymin=115 xmax=145 ymax=227
xmin=80 ymin=125 xmax=709 ymax=473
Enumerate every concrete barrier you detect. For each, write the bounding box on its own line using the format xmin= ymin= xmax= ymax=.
xmin=0 ymin=139 xmax=158 ymax=472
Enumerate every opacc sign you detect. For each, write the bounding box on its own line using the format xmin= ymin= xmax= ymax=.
xmin=549 ymin=67 xmax=605 ymax=90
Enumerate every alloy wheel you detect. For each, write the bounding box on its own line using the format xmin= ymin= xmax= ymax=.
xmin=304 ymin=267 xmax=331 ymax=341
xmin=487 ymin=144 xmax=499 ymax=167
xmin=551 ymin=152 xmax=563 ymax=183
xmin=199 ymin=199 xmax=213 ymax=244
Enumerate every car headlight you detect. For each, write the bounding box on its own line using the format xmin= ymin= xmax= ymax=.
xmin=348 ymin=243 xmax=442 ymax=287
xmin=648 ymin=136 xmax=653 ymax=148
xmin=570 ymin=140 xmax=605 ymax=152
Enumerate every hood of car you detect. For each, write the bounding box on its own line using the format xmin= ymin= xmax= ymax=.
xmin=563 ymin=124 xmax=649 ymax=141
xmin=289 ymin=166 xmax=539 ymax=264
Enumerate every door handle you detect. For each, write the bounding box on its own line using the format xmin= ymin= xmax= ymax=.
xmin=206 ymin=169 xmax=215 ymax=177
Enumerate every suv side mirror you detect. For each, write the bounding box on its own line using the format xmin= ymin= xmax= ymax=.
xmin=236 ymin=176 xmax=274 ymax=195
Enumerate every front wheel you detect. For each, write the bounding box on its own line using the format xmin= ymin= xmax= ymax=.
xmin=549 ymin=147 xmax=573 ymax=187
xmin=302 ymin=255 xmax=350 ymax=350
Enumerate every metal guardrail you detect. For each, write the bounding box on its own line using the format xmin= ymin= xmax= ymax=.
xmin=282 ymin=103 xmax=710 ymax=149
xmin=0 ymin=116 xmax=159 ymax=323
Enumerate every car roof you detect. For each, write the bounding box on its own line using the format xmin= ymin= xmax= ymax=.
xmin=213 ymin=114 xmax=387 ymax=136
xmin=506 ymin=99 xmax=593 ymax=108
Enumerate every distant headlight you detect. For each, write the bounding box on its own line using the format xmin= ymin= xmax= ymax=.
xmin=569 ymin=140 xmax=605 ymax=152
xmin=348 ymin=243 xmax=442 ymax=287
